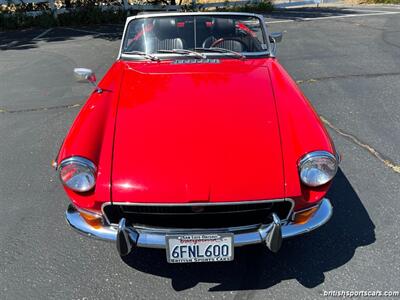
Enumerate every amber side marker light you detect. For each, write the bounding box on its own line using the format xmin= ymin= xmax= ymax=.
xmin=51 ymin=159 xmax=58 ymax=169
xmin=293 ymin=206 xmax=319 ymax=225
xmin=79 ymin=211 xmax=103 ymax=229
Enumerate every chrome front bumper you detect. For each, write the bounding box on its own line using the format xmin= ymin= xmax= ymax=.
xmin=66 ymin=198 xmax=333 ymax=251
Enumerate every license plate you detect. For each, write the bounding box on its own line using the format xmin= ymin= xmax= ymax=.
xmin=166 ymin=233 xmax=234 ymax=263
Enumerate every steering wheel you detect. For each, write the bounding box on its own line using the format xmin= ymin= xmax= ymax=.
xmin=210 ymin=38 xmax=248 ymax=51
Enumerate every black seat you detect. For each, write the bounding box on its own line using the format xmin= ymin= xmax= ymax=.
xmin=147 ymin=19 xmax=184 ymax=52
xmin=202 ymin=18 xmax=244 ymax=52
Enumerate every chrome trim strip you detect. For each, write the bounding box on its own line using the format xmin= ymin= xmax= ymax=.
xmin=298 ymin=150 xmax=339 ymax=187
xmin=100 ymin=198 xmax=295 ymax=227
xmin=129 ymin=12 xmax=265 ymax=21
xmin=58 ymin=156 xmax=97 ymax=192
xmin=104 ymin=198 xmax=291 ymax=207
xmin=59 ymin=156 xmax=97 ymax=172
xmin=298 ymin=150 xmax=337 ymax=167
xmin=129 ymin=223 xmax=260 ymax=233
xmin=120 ymin=52 xmax=269 ymax=61
xmin=65 ymin=198 xmax=333 ymax=248
xmin=74 ymin=205 xmax=103 ymax=219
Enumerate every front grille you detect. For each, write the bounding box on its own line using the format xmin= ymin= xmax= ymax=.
xmin=102 ymin=200 xmax=293 ymax=229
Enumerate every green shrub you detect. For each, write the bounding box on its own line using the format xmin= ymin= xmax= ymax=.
xmin=0 ymin=12 xmax=57 ymax=30
xmin=58 ymin=8 xmax=127 ymax=26
xmin=0 ymin=8 xmax=127 ymax=31
xmin=0 ymin=2 xmax=274 ymax=31
xmin=363 ymin=0 xmax=400 ymax=3
xmin=37 ymin=12 xmax=58 ymax=27
xmin=216 ymin=1 xmax=274 ymax=13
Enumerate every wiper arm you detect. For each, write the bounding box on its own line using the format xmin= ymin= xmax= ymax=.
xmin=157 ymin=49 xmax=207 ymax=59
xmin=194 ymin=47 xmax=245 ymax=59
xmin=122 ymin=50 xmax=160 ymax=61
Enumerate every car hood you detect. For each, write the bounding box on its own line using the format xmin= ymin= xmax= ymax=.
xmin=111 ymin=59 xmax=285 ymax=203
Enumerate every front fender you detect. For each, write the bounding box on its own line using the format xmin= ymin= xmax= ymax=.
xmin=268 ymin=59 xmax=336 ymax=210
xmin=56 ymin=61 xmax=125 ymax=212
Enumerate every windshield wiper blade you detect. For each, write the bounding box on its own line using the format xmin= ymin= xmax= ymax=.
xmin=122 ymin=50 xmax=160 ymax=61
xmin=157 ymin=49 xmax=207 ymax=59
xmin=194 ymin=47 xmax=245 ymax=59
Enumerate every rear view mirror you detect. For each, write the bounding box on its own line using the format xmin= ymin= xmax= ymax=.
xmin=74 ymin=68 xmax=97 ymax=83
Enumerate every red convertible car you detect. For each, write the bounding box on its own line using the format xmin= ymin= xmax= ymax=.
xmin=54 ymin=12 xmax=339 ymax=263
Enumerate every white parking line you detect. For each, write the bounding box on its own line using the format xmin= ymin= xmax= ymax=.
xmin=3 ymin=28 xmax=51 ymax=48
xmin=266 ymin=10 xmax=400 ymax=23
xmin=63 ymin=27 xmax=103 ymax=35
xmin=5 ymin=41 xmax=18 ymax=47
xmin=275 ymin=8 xmax=396 ymax=14
xmin=62 ymin=27 xmax=119 ymax=36
xmin=371 ymin=5 xmax=400 ymax=10
xmin=267 ymin=19 xmax=295 ymax=24
xmin=33 ymin=28 xmax=52 ymax=40
xmin=302 ymin=10 xmax=400 ymax=20
xmin=343 ymin=8 xmax=400 ymax=13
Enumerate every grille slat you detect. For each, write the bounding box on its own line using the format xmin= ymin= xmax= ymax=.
xmin=103 ymin=200 xmax=292 ymax=229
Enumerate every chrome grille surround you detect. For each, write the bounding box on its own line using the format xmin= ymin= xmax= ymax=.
xmin=101 ymin=198 xmax=295 ymax=229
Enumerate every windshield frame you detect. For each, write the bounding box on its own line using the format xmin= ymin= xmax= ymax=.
xmin=118 ymin=12 xmax=272 ymax=60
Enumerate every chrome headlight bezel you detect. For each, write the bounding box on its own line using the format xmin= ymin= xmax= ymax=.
xmin=298 ymin=151 xmax=338 ymax=187
xmin=59 ymin=156 xmax=97 ymax=192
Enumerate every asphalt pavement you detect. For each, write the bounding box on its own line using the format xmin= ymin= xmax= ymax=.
xmin=0 ymin=6 xmax=399 ymax=299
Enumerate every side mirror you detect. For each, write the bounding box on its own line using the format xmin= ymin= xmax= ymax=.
xmin=74 ymin=68 xmax=97 ymax=83
xmin=270 ymin=32 xmax=283 ymax=43
xmin=269 ymin=32 xmax=283 ymax=55
xmin=73 ymin=68 xmax=102 ymax=93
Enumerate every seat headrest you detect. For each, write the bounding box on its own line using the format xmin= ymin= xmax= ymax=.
xmin=154 ymin=18 xmax=178 ymax=40
xmin=213 ymin=18 xmax=236 ymax=37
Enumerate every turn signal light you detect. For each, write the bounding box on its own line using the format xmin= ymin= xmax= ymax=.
xmin=293 ymin=206 xmax=319 ymax=225
xmin=79 ymin=211 xmax=103 ymax=229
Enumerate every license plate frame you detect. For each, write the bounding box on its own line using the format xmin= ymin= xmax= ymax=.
xmin=166 ymin=233 xmax=234 ymax=263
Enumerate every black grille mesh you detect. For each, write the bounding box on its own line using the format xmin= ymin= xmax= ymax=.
xmin=103 ymin=201 xmax=292 ymax=229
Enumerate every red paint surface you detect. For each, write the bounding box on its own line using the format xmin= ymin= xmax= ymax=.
xmin=57 ymin=58 xmax=336 ymax=212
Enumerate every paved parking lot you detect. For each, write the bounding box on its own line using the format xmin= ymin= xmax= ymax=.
xmin=1 ymin=6 xmax=399 ymax=299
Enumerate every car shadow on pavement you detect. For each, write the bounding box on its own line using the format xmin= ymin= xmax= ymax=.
xmin=0 ymin=26 xmax=122 ymax=51
xmin=121 ymin=168 xmax=375 ymax=292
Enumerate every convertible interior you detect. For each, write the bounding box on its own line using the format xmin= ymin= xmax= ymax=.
xmin=123 ymin=16 xmax=265 ymax=54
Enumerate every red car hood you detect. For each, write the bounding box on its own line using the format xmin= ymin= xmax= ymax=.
xmin=111 ymin=60 xmax=284 ymax=203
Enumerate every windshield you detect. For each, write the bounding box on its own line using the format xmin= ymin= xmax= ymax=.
xmin=121 ymin=14 xmax=268 ymax=59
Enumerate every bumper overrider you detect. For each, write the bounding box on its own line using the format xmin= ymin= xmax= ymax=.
xmin=66 ymin=198 xmax=332 ymax=256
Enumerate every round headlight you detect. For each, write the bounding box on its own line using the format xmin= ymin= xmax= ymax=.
xmin=59 ymin=157 xmax=97 ymax=192
xmin=299 ymin=151 xmax=338 ymax=187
